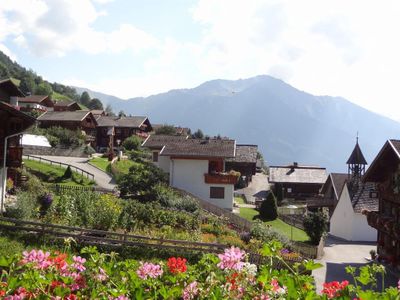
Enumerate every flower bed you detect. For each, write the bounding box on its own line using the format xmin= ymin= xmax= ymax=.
xmin=0 ymin=243 xmax=398 ymax=299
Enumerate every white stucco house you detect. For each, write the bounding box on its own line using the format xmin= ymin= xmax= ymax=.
xmin=329 ymin=181 xmax=378 ymax=241
xmin=143 ymin=135 xmax=238 ymax=210
xmin=326 ymin=139 xmax=378 ymax=241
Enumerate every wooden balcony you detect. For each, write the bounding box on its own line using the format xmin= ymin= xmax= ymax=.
xmin=306 ymin=197 xmax=335 ymax=208
xmin=204 ymin=173 xmax=239 ymax=185
xmin=7 ymin=146 xmax=23 ymax=168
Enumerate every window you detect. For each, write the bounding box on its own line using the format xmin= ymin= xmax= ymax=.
xmin=210 ymin=187 xmax=225 ymax=199
xmin=152 ymin=152 xmax=159 ymax=162
xmin=287 ymin=188 xmax=292 ymax=193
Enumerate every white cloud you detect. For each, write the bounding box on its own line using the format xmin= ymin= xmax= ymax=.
xmin=0 ymin=0 xmax=157 ymax=57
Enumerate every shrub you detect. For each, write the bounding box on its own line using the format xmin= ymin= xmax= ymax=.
xmin=250 ymin=220 xmax=291 ymax=248
xmin=217 ymin=235 xmax=246 ymax=248
xmin=44 ymin=126 xmax=84 ymax=147
xmin=90 ymin=194 xmax=122 ymax=231
xmin=152 ymin=184 xmax=200 ymax=213
xmin=155 ymin=124 xmax=177 ymax=135
xmin=259 ymin=191 xmax=278 ymax=221
xmin=122 ymin=135 xmax=142 ymax=151
xmin=303 ymin=211 xmax=327 ymax=245
xmin=63 ymin=165 xmax=73 ymax=179
xmin=118 ymin=161 xmax=168 ymax=198
xmin=84 ymin=145 xmax=96 ymax=155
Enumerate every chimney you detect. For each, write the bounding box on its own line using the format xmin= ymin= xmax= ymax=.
xmin=293 ymin=162 xmax=298 ymax=167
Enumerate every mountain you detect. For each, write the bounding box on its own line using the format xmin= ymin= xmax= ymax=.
xmin=77 ymin=75 xmax=400 ymax=172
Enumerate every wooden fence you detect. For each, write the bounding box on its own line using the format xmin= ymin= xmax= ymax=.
xmin=48 ymin=184 xmax=115 ymax=194
xmin=23 ymin=155 xmax=95 ymax=181
xmin=279 ymin=214 xmax=305 ymax=230
xmin=0 ymin=217 xmax=310 ymax=267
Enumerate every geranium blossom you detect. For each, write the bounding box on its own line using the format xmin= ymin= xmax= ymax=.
xmin=217 ymin=246 xmax=245 ymax=271
xmin=136 ymin=262 xmax=163 ymax=280
xmin=271 ymin=278 xmax=287 ymax=295
xmin=72 ymin=256 xmax=86 ymax=272
xmin=322 ymin=280 xmax=349 ymax=299
xmin=167 ymin=257 xmax=187 ymax=274
xmin=21 ymin=249 xmax=51 ymax=269
xmin=183 ymin=281 xmax=199 ymax=300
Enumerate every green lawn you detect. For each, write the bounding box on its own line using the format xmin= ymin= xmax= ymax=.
xmin=235 ymin=196 xmax=245 ymax=204
xmin=89 ymin=157 xmax=110 ymax=172
xmin=112 ymin=159 xmax=136 ymax=175
xmin=239 ymin=207 xmax=309 ymax=242
xmin=23 ymin=159 xmax=94 ymax=186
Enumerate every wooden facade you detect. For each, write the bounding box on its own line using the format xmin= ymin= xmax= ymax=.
xmin=364 ymin=140 xmax=400 ymax=269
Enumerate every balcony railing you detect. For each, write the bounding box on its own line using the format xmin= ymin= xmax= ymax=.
xmin=365 ymin=211 xmax=400 ymax=239
xmin=204 ymin=173 xmax=239 ymax=185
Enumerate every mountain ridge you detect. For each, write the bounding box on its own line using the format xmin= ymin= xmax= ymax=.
xmin=76 ymin=76 xmax=399 ymax=172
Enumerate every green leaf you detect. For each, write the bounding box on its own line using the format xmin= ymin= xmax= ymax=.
xmin=303 ymin=260 xmax=323 ymax=271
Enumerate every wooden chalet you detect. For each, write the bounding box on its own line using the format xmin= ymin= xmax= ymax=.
xmin=17 ymin=95 xmax=54 ymax=113
xmin=269 ymin=163 xmax=327 ymax=201
xmin=363 ymin=139 xmax=400 ymax=268
xmin=0 ymin=78 xmax=25 ymax=103
xmin=96 ymin=116 xmax=152 ymax=150
xmin=0 ymin=81 xmax=36 ymax=205
xmin=141 ymin=134 xmax=189 ymax=163
xmin=54 ymin=101 xmax=81 ymax=112
xmin=225 ymin=144 xmax=258 ymax=186
xmin=37 ymin=111 xmax=97 ymax=138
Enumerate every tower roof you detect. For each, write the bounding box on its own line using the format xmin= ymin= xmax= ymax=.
xmin=346 ymin=141 xmax=367 ymax=165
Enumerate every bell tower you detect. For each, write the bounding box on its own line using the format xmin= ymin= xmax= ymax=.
xmin=346 ymin=135 xmax=367 ymax=193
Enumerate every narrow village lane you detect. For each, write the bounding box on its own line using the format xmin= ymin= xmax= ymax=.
xmin=236 ymin=172 xmax=269 ymax=203
xmin=33 ymin=155 xmax=116 ymax=190
xmin=313 ymin=236 xmax=398 ymax=292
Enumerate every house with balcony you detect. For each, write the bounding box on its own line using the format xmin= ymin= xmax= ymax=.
xmin=363 ymin=139 xmax=400 ymax=268
xmin=37 ymin=111 xmax=98 ymax=141
xmin=17 ymin=95 xmax=54 ymax=113
xmin=96 ymin=115 xmax=152 ymax=151
xmin=157 ymin=138 xmax=238 ymax=210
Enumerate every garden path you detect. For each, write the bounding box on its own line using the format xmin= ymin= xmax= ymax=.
xmin=36 ymin=155 xmax=116 ymax=190
xmin=312 ymin=235 xmax=398 ymax=292
xmin=236 ymin=173 xmax=269 ymax=204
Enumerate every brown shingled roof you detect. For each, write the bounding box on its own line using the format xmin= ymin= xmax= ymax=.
xmin=97 ymin=116 xmax=148 ymax=128
xmin=38 ymin=110 xmax=92 ymax=122
xmin=141 ymin=134 xmax=188 ymax=149
xmin=269 ymin=164 xmax=327 ymax=184
xmin=226 ymin=144 xmax=258 ymax=163
xmin=159 ymin=139 xmax=236 ymax=158
xmin=347 ymin=181 xmax=378 ymax=213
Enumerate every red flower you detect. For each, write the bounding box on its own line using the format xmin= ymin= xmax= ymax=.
xmin=167 ymin=257 xmax=187 ymax=274
xmin=0 ymin=290 xmax=5 ymax=297
xmin=322 ymin=281 xmax=349 ymax=299
xmin=226 ymin=272 xmax=239 ymax=290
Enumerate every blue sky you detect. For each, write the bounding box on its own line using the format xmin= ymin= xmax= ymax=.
xmin=1 ymin=0 xmax=400 ymax=121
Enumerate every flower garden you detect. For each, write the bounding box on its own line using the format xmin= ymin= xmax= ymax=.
xmin=0 ymin=242 xmax=399 ymax=299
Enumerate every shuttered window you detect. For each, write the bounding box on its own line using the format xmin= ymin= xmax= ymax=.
xmin=152 ymin=152 xmax=159 ymax=162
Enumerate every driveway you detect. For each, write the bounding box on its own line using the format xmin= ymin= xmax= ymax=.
xmin=34 ymin=155 xmax=116 ymax=190
xmin=312 ymin=236 xmax=398 ymax=292
xmin=236 ymin=173 xmax=269 ymax=204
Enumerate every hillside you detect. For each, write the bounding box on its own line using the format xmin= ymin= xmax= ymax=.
xmin=77 ymin=75 xmax=400 ymax=172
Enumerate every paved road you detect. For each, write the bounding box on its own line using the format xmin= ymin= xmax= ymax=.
xmin=236 ymin=173 xmax=269 ymax=204
xmin=313 ymin=236 xmax=398 ymax=292
xmin=37 ymin=155 xmax=116 ymax=190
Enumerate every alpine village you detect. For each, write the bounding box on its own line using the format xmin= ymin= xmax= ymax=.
xmin=0 ymin=50 xmax=399 ymax=299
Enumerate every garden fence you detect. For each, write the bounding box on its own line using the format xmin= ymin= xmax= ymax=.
xmin=23 ymin=155 xmax=95 ymax=181
xmin=279 ymin=214 xmax=305 ymax=230
xmin=0 ymin=217 xmax=310 ymax=268
xmin=48 ymin=184 xmax=114 ymax=194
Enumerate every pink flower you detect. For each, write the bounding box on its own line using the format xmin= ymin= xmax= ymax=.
xmin=217 ymin=247 xmax=245 ymax=271
xmin=183 ymin=281 xmax=199 ymax=300
xmin=96 ymin=267 xmax=108 ymax=282
xmin=21 ymin=249 xmax=51 ymax=269
xmin=136 ymin=262 xmax=163 ymax=280
xmin=110 ymin=296 xmax=129 ymax=300
xmin=398 ymin=279 xmax=400 ymax=290
xmin=270 ymin=279 xmax=286 ymax=295
xmin=72 ymin=256 xmax=86 ymax=272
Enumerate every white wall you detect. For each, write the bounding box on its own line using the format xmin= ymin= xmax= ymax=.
xmin=170 ymin=158 xmax=234 ymax=210
xmin=330 ymin=185 xmax=377 ymax=242
xmin=158 ymin=154 xmax=171 ymax=174
xmin=330 ymin=186 xmax=354 ymax=241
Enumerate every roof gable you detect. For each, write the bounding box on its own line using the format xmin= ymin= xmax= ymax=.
xmin=226 ymin=144 xmax=258 ymax=163
xmin=37 ymin=110 xmax=93 ymax=122
xmin=141 ymin=134 xmax=189 ymax=149
xmin=0 ymin=78 xmax=25 ymax=99
xmin=363 ymin=140 xmax=400 ymax=182
xmin=97 ymin=116 xmax=149 ymax=128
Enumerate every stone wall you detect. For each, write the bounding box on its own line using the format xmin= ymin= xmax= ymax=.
xmin=23 ymin=145 xmax=88 ymax=158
